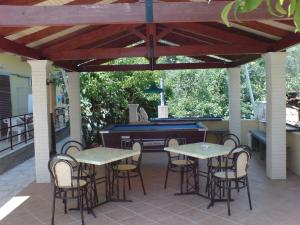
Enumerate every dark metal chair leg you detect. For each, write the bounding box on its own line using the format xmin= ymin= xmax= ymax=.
xmin=79 ymin=190 xmax=85 ymax=225
xmin=112 ymin=170 xmax=115 ymax=194
xmin=116 ymin=171 xmax=120 ymax=200
xmin=84 ymin=187 xmax=90 ymax=214
xmin=226 ymin=180 xmax=231 ymax=216
xmin=193 ymin=164 xmax=198 ymax=192
xmin=246 ymin=177 xmax=252 ymax=210
xmin=139 ymin=170 xmax=146 ymax=195
xmin=122 ymin=172 xmax=126 ymax=200
xmin=51 ymin=188 xmax=56 ymax=225
xmin=180 ymin=167 xmax=184 ymax=194
xmin=164 ymin=165 xmax=169 ymax=189
xmin=211 ymin=177 xmax=216 ymax=207
xmin=127 ymin=172 xmax=131 ymax=190
xmin=64 ymin=191 xmax=67 ymax=214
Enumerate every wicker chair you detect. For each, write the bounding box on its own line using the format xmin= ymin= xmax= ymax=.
xmin=211 ymin=145 xmax=252 ymax=216
xmin=61 ymin=140 xmax=98 ymax=205
xmin=209 ymin=133 xmax=240 ymax=169
xmin=61 ymin=140 xmax=85 ymax=154
xmin=48 ymin=154 xmax=89 ymax=225
xmin=164 ymin=138 xmax=197 ymax=193
xmin=112 ymin=141 xmax=146 ymax=200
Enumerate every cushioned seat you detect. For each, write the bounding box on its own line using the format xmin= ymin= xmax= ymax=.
xmin=171 ymin=159 xmax=194 ymax=166
xmin=114 ymin=164 xmax=137 ymax=171
xmin=214 ymin=171 xmax=246 ymax=179
xmin=211 ymin=160 xmax=233 ymax=168
xmin=60 ymin=179 xmax=87 ymax=188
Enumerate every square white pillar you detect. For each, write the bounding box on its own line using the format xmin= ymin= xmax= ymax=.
xmin=128 ymin=104 xmax=139 ymax=123
xmin=68 ymin=72 xmax=82 ymax=143
xmin=158 ymin=105 xmax=168 ymax=118
xmin=263 ymin=52 xmax=287 ymax=179
xmin=28 ymin=60 xmax=52 ymax=183
xmin=227 ymin=67 xmax=241 ymax=140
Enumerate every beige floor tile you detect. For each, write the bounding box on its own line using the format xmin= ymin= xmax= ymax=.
xmin=201 ymin=215 xmax=239 ymax=225
xmin=0 ymin=208 xmax=43 ymax=225
xmin=140 ymin=207 xmax=174 ymax=222
xmin=2 ymin=152 xmax=300 ymax=225
xmin=103 ymin=206 xmax=137 ymax=221
xmin=179 ymin=207 xmax=212 ymax=223
xmin=118 ymin=214 xmax=155 ymax=225
xmin=158 ymin=214 xmax=195 ymax=225
xmin=162 ymin=201 xmax=193 ymax=214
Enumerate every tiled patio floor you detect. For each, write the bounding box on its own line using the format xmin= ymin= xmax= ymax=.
xmin=1 ymin=152 xmax=300 ymax=225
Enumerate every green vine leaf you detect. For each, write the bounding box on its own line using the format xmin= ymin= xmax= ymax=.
xmin=279 ymin=0 xmax=285 ymax=5
xmin=266 ymin=0 xmax=283 ymax=16
xmin=237 ymin=0 xmax=264 ymax=13
xmin=221 ymin=1 xmax=236 ymax=27
xmin=221 ymin=0 xmax=299 ymax=33
xmin=275 ymin=0 xmax=287 ymax=15
xmin=294 ymin=1 xmax=300 ymax=32
xmin=288 ymin=0 xmax=296 ymax=16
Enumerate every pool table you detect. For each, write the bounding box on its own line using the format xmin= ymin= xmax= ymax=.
xmin=99 ymin=122 xmax=207 ymax=152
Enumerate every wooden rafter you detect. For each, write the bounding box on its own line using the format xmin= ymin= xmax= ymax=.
xmin=0 ymin=35 xmax=41 ymax=59
xmin=79 ymin=62 xmax=228 ymax=72
xmin=47 ymin=43 xmax=270 ymax=61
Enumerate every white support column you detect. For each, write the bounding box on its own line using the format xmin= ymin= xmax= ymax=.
xmin=227 ymin=67 xmax=241 ymax=140
xmin=28 ymin=60 xmax=52 ymax=183
xmin=68 ymin=72 xmax=82 ymax=143
xmin=263 ymin=52 xmax=287 ymax=179
xmin=128 ymin=104 xmax=139 ymax=123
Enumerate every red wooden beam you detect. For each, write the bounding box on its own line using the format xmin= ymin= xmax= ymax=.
xmin=79 ymin=62 xmax=228 ymax=72
xmin=229 ymin=55 xmax=261 ymax=67
xmin=155 ymin=44 xmax=270 ymax=57
xmin=0 ymin=36 xmax=42 ymax=59
xmin=270 ymin=33 xmax=300 ymax=51
xmin=0 ymin=0 xmax=104 ymax=37
xmin=47 ymin=43 xmax=270 ymax=61
xmin=0 ymin=2 xmax=289 ymax=27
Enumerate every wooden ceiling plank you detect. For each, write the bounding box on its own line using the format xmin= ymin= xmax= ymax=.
xmin=166 ymin=23 xmax=268 ymax=44
xmin=42 ymin=24 xmax=138 ymax=53
xmin=234 ymin=21 xmax=290 ymax=37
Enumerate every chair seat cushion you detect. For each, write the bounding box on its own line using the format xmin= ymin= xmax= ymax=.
xmin=114 ymin=164 xmax=137 ymax=171
xmin=214 ymin=171 xmax=246 ymax=179
xmin=171 ymin=159 xmax=194 ymax=166
xmin=60 ymin=179 xmax=87 ymax=189
xmin=210 ymin=160 xmax=233 ymax=168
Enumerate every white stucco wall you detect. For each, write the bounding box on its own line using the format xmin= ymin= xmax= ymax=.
xmin=0 ymin=54 xmax=31 ymax=116
xmin=0 ymin=53 xmax=61 ymax=116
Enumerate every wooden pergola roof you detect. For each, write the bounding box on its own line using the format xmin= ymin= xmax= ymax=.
xmin=0 ymin=0 xmax=299 ymax=71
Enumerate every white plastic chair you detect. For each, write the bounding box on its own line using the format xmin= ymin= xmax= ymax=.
xmin=3 ymin=117 xmax=25 ymax=143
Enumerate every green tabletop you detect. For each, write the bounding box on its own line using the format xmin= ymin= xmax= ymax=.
xmin=69 ymin=147 xmax=140 ymax=166
xmin=164 ymin=142 xmax=232 ymax=159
